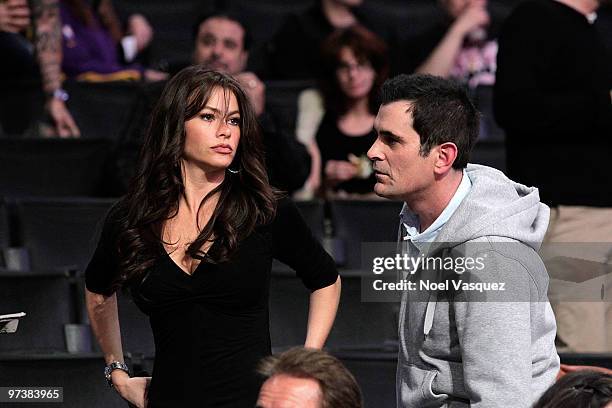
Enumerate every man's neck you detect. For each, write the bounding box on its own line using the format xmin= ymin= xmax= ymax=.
xmin=554 ymin=0 xmax=599 ymax=16
xmin=322 ymin=0 xmax=357 ymax=28
xmin=405 ymin=170 xmax=464 ymax=232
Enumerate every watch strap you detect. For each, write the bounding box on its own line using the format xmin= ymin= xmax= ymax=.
xmin=104 ymin=361 xmax=130 ymax=388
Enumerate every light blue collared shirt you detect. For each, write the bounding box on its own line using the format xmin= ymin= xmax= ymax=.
xmin=399 ymin=170 xmax=472 ymax=244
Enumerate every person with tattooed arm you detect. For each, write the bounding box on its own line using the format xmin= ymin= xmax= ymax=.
xmin=0 ymin=0 xmax=80 ymax=137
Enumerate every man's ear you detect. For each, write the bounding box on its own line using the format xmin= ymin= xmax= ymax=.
xmin=433 ymin=142 xmax=458 ymax=175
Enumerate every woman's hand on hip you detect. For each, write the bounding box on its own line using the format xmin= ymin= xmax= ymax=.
xmin=113 ymin=371 xmax=151 ymax=408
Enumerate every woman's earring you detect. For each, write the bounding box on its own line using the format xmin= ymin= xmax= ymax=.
xmin=227 ymin=166 xmax=240 ymax=174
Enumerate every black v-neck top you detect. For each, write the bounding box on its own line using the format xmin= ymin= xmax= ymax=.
xmin=85 ymin=197 xmax=338 ymax=407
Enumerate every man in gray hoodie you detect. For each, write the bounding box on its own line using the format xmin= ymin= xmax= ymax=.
xmin=367 ymin=74 xmax=559 ymax=407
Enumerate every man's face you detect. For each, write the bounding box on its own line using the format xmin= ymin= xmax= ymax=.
xmin=367 ymin=101 xmax=437 ymax=201
xmin=193 ymin=17 xmax=248 ymax=75
xmin=257 ymin=374 xmax=322 ymax=408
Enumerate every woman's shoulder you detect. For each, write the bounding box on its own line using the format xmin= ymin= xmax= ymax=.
xmin=97 ymin=199 xmax=129 ymax=242
xmin=264 ymin=196 xmax=303 ymax=228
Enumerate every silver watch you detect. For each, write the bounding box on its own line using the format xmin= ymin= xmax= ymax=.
xmin=104 ymin=361 xmax=130 ymax=388
xmin=50 ymin=88 xmax=69 ymax=102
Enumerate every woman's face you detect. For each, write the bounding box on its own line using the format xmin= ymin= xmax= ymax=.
xmin=183 ymin=86 xmax=241 ymax=173
xmin=335 ymin=46 xmax=375 ymax=101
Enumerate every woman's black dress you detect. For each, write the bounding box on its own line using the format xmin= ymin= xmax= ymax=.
xmin=85 ymin=198 xmax=338 ymax=407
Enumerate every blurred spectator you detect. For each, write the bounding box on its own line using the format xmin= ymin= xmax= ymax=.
xmin=0 ymin=0 xmax=79 ymax=137
xmin=257 ymin=347 xmax=363 ymax=408
xmin=59 ymin=0 xmax=166 ymax=81
xmin=533 ymin=370 xmax=612 ymax=408
xmin=400 ymin=0 xmax=497 ymax=88
xmin=296 ymin=25 xmax=388 ymax=198
xmin=192 ymin=12 xmax=311 ymax=194
xmin=264 ymin=0 xmax=392 ymax=80
xmin=193 ymin=12 xmax=262 ymax=115
xmin=494 ymin=0 xmax=612 ymax=352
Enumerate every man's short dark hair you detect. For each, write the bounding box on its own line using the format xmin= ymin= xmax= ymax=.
xmin=379 ymin=74 xmax=479 ymax=169
xmin=192 ymin=11 xmax=252 ymax=51
xmin=258 ymin=347 xmax=363 ymax=408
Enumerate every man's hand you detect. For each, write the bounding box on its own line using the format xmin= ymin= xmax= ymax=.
xmin=46 ymin=98 xmax=80 ymax=138
xmin=112 ymin=371 xmax=150 ymax=408
xmin=325 ymin=160 xmax=358 ymax=184
xmin=144 ymin=69 xmax=168 ymax=82
xmin=0 ymin=0 xmax=30 ymax=33
xmin=235 ymin=72 xmax=265 ymax=116
xmin=452 ymin=0 xmax=489 ymax=38
xmin=127 ymin=14 xmax=153 ymax=53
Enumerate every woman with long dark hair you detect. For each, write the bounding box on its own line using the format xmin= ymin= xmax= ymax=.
xmin=85 ymin=66 xmax=341 ymax=407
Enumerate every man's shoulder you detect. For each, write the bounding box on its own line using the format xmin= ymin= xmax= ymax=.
xmin=458 ymin=237 xmax=549 ymax=299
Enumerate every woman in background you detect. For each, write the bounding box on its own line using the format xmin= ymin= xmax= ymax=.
xmin=296 ymin=25 xmax=388 ymax=198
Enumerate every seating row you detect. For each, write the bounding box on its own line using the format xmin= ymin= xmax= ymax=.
xmin=0 ymin=197 xmax=408 ymax=271
xmin=0 ymin=198 xmax=404 ymax=358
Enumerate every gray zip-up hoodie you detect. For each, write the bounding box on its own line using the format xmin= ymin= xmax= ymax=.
xmin=397 ymin=164 xmax=560 ymax=407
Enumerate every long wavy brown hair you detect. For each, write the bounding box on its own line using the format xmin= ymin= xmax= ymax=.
xmin=111 ymin=67 xmax=277 ymax=289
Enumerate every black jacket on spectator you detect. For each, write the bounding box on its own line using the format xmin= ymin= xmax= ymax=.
xmin=494 ymin=0 xmax=612 ymax=206
xmin=259 ymin=111 xmax=311 ymax=194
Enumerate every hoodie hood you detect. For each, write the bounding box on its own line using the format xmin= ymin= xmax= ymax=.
xmin=435 ymin=164 xmax=550 ymax=250
xmin=419 ymin=164 xmax=550 ymax=339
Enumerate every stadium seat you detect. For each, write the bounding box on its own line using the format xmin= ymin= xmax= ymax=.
xmin=269 ymin=270 xmax=398 ymax=349
xmin=329 ymin=200 xmax=403 ymax=270
xmin=14 ymin=197 xmax=116 ymax=272
xmin=0 ymin=273 xmax=72 ymax=352
xmin=0 ymin=79 xmax=45 ymax=136
xmin=0 ymin=352 xmax=126 ymax=407
xmin=0 ymin=139 xmax=112 ymax=197
xmin=64 ymin=81 xmax=141 ymax=141
xmin=0 ymin=199 xmax=9 ymax=253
